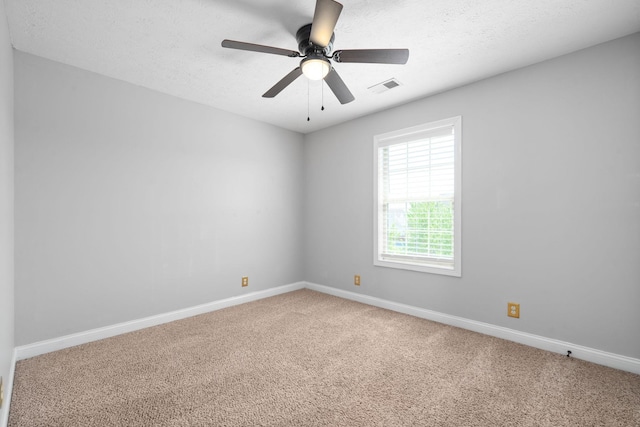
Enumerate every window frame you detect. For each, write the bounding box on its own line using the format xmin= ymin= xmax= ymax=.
xmin=373 ymin=116 xmax=462 ymax=277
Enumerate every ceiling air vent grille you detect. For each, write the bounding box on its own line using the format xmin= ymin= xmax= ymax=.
xmin=368 ymin=78 xmax=402 ymax=94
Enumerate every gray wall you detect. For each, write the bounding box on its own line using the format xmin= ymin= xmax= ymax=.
xmin=14 ymin=52 xmax=304 ymax=345
xmin=0 ymin=0 xmax=14 ymax=421
xmin=304 ymin=33 xmax=640 ymax=359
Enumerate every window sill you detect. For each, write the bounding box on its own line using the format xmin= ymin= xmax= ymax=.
xmin=374 ymin=258 xmax=461 ymax=277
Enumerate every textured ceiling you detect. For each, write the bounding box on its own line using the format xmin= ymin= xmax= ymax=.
xmin=5 ymin=0 xmax=640 ymax=134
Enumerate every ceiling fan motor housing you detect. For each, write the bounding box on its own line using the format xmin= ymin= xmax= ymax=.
xmin=296 ymin=23 xmax=334 ymax=56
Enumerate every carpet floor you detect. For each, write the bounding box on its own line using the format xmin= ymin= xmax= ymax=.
xmin=9 ymin=289 xmax=640 ymax=426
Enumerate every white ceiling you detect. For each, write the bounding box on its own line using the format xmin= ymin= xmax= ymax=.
xmin=5 ymin=0 xmax=640 ymax=134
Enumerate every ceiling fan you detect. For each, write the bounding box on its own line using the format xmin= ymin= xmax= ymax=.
xmin=221 ymin=0 xmax=409 ymax=105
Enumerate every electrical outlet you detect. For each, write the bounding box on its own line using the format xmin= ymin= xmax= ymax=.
xmin=354 ymin=275 xmax=361 ymax=286
xmin=508 ymin=302 xmax=520 ymax=318
xmin=241 ymin=276 xmax=248 ymax=287
xmin=0 ymin=376 xmax=4 ymax=408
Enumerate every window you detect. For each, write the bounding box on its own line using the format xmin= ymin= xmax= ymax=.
xmin=374 ymin=116 xmax=461 ymax=276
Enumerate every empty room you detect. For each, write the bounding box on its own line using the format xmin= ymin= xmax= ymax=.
xmin=1 ymin=0 xmax=639 ymax=425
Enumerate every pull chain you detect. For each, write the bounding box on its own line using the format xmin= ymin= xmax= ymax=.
xmin=307 ymin=79 xmax=310 ymax=121
xmin=321 ymin=79 xmax=325 ymax=111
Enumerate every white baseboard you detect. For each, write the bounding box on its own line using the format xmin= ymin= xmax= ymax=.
xmin=305 ymin=282 xmax=640 ymax=375
xmin=15 ymin=282 xmax=306 ymax=361
xmin=0 ymin=349 xmax=17 ymax=427
xmin=12 ymin=280 xmax=640 ymax=377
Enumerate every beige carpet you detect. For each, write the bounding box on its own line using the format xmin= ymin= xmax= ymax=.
xmin=9 ymin=289 xmax=640 ymax=426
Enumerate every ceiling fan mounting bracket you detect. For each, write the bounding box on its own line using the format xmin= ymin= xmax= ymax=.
xmin=296 ymin=23 xmax=334 ymax=56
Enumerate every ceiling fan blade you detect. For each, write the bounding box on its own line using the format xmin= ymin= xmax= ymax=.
xmin=222 ymin=40 xmax=300 ymax=57
xmin=263 ymin=67 xmax=303 ymax=98
xmin=310 ymin=0 xmax=343 ymax=47
xmin=333 ymin=49 xmax=409 ymax=64
xmin=324 ymin=68 xmax=354 ymax=104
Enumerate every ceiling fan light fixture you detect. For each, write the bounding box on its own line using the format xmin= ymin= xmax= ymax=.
xmin=301 ymin=57 xmax=331 ymax=80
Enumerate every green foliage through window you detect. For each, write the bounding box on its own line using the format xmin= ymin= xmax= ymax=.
xmin=386 ymin=201 xmax=454 ymax=259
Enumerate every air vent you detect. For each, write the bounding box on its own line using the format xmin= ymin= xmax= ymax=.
xmin=368 ymin=78 xmax=402 ymax=94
